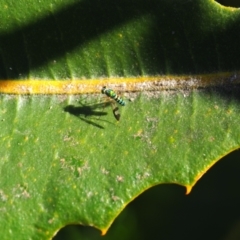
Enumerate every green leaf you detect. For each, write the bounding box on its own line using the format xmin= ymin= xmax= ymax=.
xmin=0 ymin=0 xmax=240 ymax=239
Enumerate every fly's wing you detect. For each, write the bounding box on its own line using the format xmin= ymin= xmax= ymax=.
xmin=111 ymin=102 xmax=120 ymax=121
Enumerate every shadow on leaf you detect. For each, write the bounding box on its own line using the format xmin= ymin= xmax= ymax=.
xmin=64 ymin=101 xmax=113 ymax=129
